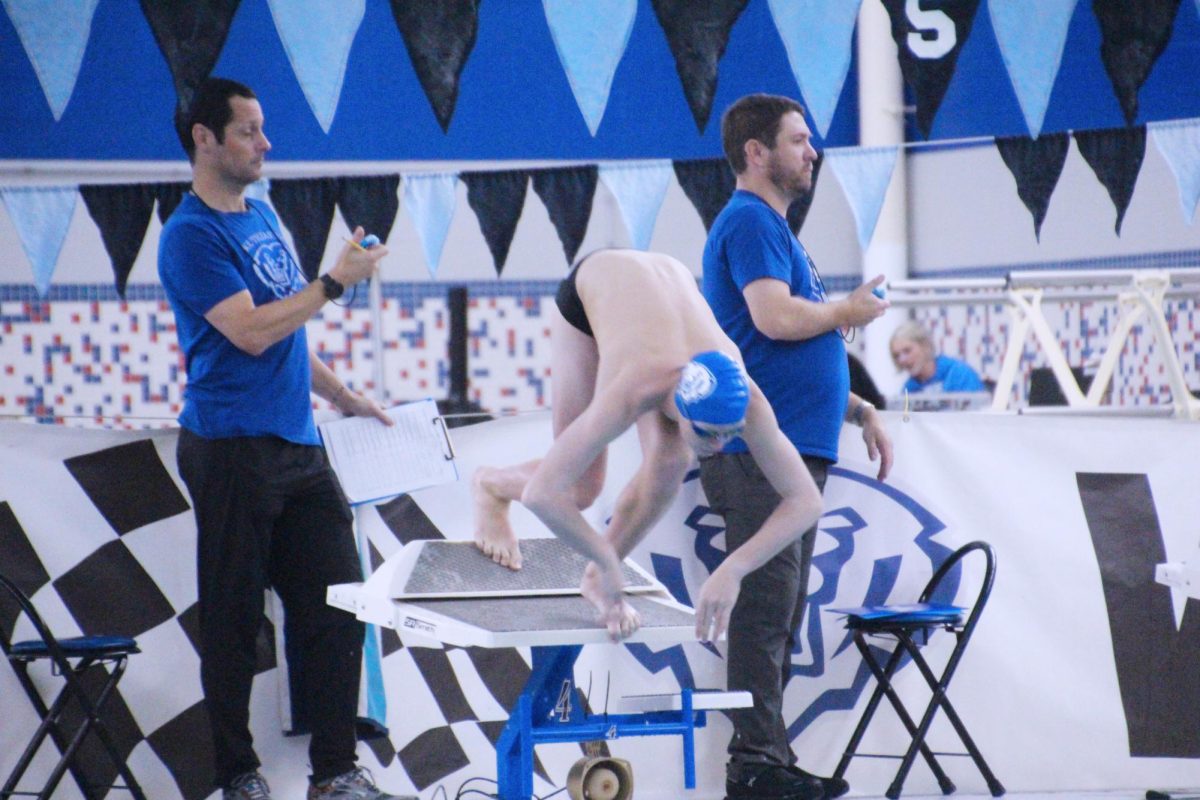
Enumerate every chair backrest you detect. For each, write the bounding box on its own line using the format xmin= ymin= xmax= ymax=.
xmin=0 ymin=572 xmax=72 ymax=667
xmin=918 ymin=540 xmax=997 ymax=642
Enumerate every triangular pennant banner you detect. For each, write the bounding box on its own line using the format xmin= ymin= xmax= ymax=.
xmin=389 ymin=0 xmax=480 ymax=133
xmin=1074 ymin=126 xmax=1147 ymax=235
xmin=995 ymin=133 xmax=1069 ymax=240
xmin=337 ymin=174 xmax=402 ymax=243
xmin=672 ymin=158 xmax=736 ymax=231
xmin=267 ymin=0 xmax=363 ymax=133
xmin=824 ymin=146 xmax=898 ymax=251
xmin=544 ymin=0 xmax=637 ymax=136
xmin=786 ymin=151 xmax=823 ymax=235
xmin=880 ymin=0 xmax=981 ymax=139
xmin=598 ymin=160 xmax=673 ymax=250
xmin=139 ymin=0 xmax=242 ymax=125
xmin=989 ymin=0 xmax=1077 ymax=138
xmin=268 ymin=177 xmax=339 ymax=281
xmin=2 ymin=0 xmax=99 ymax=120
xmin=650 ymin=0 xmax=750 ymax=132
xmin=530 ymin=165 xmax=599 ymax=265
xmin=403 ymin=172 xmax=459 ymax=277
xmin=79 ymin=183 xmax=158 ymax=298
xmin=0 ymin=186 xmax=77 ymax=297
xmin=1093 ymin=0 xmax=1182 ymax=125
xmin=766 ymin=0 xmax=862 ymax=138
xmin=1149 ymin=118 xmax=1200 ymax=224
xmin=155 ymin=182 xmax=190 ymax=224
xmin=462 ymin=170 xmax=529 ymax=277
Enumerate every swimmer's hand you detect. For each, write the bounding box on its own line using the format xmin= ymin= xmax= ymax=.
xmin=582 ymin=560 xmax=642 ymax=641
xmin=694 ymin=566 xmax=742 ymax=642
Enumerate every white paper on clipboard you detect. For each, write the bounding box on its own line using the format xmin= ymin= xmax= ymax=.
xmin=319 ymin=398 xmax=458 ymax=505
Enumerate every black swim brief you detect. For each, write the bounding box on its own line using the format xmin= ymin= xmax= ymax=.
xmin=555 ymin=259 xmax=594 ymax=337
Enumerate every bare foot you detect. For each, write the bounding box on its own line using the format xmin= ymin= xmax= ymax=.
xmin=582 ymin=561 xmax=641 ymax=640
xmin=472 ymin=467 xmax=523 ymax=570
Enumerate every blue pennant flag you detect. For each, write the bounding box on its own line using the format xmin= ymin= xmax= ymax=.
xmin=267 ymin=0 xmax=365 ymax=133
xmin=1150 ymin=119 xmax=1200 ymax=224
xmin=1 ymin=186 xmax=78 ymax=297
xmin=2 ymin=0 xmax=99 ymax=120
xmin=989 ymin=0 xmax=1078 ymax=139
xmin=767 ymin=0 xmax=862 ymax=139
xmin=403 ymin=173 xmax=459 ymax=277
xmin=824 ymin=146 xmax=898 ymax=252
xmin=544 ymin=0 xmax=637 ymax=136
xmin=598 ymin=160 xmax=673 ymax=250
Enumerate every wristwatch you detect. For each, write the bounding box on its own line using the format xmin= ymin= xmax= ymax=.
xmin=319 ymin=273 xmax=344 ymax=300
xmin=852 ymin=400 xmax=875 ymax=425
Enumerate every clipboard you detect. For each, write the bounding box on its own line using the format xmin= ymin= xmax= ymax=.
xmin=318 ymin=398 xmax=458 ymax=505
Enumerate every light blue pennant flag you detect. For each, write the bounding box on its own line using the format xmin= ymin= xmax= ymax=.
xmin=544 ymin=0 xmax=636 ymax=136
xmin=767 ymin=0 xmax=862 ymax=139
xmin=824 ymin=145 xmax=898 ymax=252
xmin=1150 ymin=118 xmax=1200 ymax=224
xmin=1 ymin=186 xmax=78 ymax=297
xmin=598 ymin=160 xmax=673 ymax=250
xmin=2 ymin=0 xmax=99 ymax=120
xmin=989 ymin=0 xmax=1077 ymax=139
xmin=403 ymin=173 xmax=459 ymax=277
xmin=267 ymin=0 xmax=365 ymax=133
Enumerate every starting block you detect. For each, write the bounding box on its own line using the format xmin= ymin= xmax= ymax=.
xmin=328 ymin=538 xmax=750 ymax=799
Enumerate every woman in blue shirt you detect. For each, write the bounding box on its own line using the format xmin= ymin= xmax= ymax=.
xmin=890 ymin=321 xmax=985 ymax=394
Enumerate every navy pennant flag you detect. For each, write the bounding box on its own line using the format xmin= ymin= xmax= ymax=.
xmin=79 ymin=183 xmax=158 ymax=298
xmin=1093 ymin=0 xmax=1183 ymax=126
xmin=650 ymin=0 xmax=750 ymax=133
xmin=389 ymin=0 xmax=480 ymax=133
xmin=1074 ymin=125 xmax=1147 ymax=236
xmin=880 ymin=0 xmax=982 ymax=139
xmin=463 ymin=169 xmax=530 ymax=276
xmin=996 ymin=133 xmax=1070 ymax=241
xmin=139 ymin=0 xmax=242 ymax=124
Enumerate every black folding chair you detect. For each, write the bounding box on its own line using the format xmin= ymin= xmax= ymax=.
xmin=830 ymin=541 xmax=1005 ymax=800
xmin=0 ymin=572 xmax=147 ymax=800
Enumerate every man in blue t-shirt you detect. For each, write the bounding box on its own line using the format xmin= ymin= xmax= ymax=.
xmin=160 ymin=78 xmax=407 ymax=800
xmin=702 ymin=94 xmax=894 ymax=800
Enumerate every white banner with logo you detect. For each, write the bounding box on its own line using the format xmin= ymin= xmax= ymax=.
xmin=4 ymin=411 xmax=1200 ymax=799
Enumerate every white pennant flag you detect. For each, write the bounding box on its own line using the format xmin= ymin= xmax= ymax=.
xmin=544 ymin=0 xmax=637 ymax=136
xmin=2 ymin=0 xmax=99 ymax=120
xmin=989 ymin=0 xmax=1078 ymax=139
xmin=267 ymin=0 xmax=365 ymax=133
xmin=824 ymin=146 xmax=899 ymax=252
xmin=767 ymin=0 xmax=862 ymax=139
xmin=599 ymin=160 xmax=673 ymax=250
xmin=1 ymin=186 xmax=78 ymax=297
xmin=1150 ymin=118 xmax=1200 ymax=224
xmin=403 ymin=173 xmax=459 ymax=277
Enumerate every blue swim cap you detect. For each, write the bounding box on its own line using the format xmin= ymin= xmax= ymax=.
xmin=674 ymin=351 xmax=749 ymax=426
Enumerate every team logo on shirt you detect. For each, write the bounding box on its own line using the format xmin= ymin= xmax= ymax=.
xmin=246 ymin=231 xmax=304 ymax=299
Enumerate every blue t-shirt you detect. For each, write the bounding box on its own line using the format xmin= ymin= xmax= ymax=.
xmin=158 ymin=194 xmax=318 ymax=444
xmin=703 ymin=190 xmax=849 ymax=461
xmin=903 ymin=354 xmax=985 ymax=394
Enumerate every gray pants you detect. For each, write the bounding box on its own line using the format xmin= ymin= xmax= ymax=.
xmin=699 ymin=451 xmax=829 ymax=772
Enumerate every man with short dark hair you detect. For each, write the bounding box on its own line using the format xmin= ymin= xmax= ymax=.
xmin=702 ymin=93 xmax=894 ymax=800
xmin=160 ymin=77 xmax=408 ymax=800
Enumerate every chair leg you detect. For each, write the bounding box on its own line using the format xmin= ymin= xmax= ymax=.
xmin=833 ymin=643 xmax=903 ymax=780
xmin=900 ymin=637 xmax=1005 ymax=797
xmin=852 ymin=634 xmax=955 ymax=796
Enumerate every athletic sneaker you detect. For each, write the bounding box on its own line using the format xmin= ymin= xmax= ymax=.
xmin=725 ymin=763 xmax=824 ymax=800
xmin=307 ymin=766 xmax=415 ymax=800
xmin=790 ymin=765 xmax=850 ymax=799
xmin=223 ymin=771 xmax=272 ymax=800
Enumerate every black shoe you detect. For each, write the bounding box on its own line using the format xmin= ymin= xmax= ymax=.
xmin=726 ymin=763 xmax=824 ymax=800
xmin=789 ymin=766 xmax=849 ymax=799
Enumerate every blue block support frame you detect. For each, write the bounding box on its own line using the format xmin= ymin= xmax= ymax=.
xmin=495 ymin=644 xmax=714 ymax=799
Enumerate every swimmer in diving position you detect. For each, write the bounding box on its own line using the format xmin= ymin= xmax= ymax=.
xmin=472 ymin=249 xmax=823 ymax=642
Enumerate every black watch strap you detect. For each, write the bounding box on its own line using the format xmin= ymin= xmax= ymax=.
xmin=319 ymin=274 xmax=344 ymax=300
